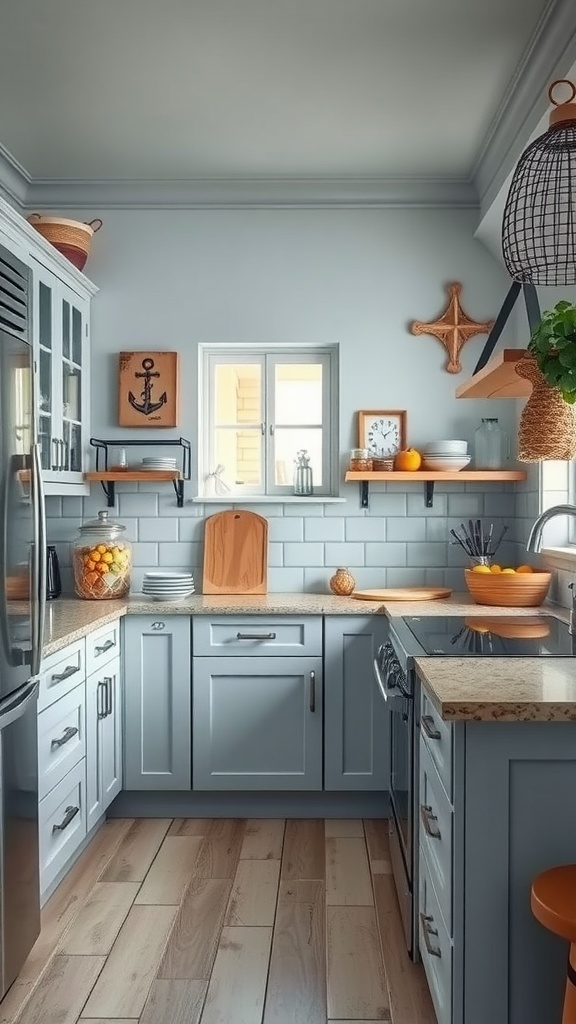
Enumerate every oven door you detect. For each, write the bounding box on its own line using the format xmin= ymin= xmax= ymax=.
xmin=373 ymin=646 xmax=414 ymax=876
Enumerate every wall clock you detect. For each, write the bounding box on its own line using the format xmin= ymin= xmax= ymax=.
xmin=358 ymin=409 xmax=407 ymax=457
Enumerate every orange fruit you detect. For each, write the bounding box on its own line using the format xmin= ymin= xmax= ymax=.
xmin=489 ymin=564 xmax=502 ymax=573
xmin=516 ymin=564 xmax=534 ymax=573
xmin=394 ymin=448 xmax=422 ymax=472
xmin=471 ymin=564 xmax=491 ymax=574
xmin=501 ymin=568 xmax=516 ymax=574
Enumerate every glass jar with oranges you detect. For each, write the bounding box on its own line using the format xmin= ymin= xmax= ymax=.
xmin=71 ymin=510 xmax=132 ymax=600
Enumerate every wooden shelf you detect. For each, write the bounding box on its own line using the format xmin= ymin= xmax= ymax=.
xmin=344 ymin=469 xmax=527 ymax=509
xmin=85 ymin=471 xmax=181 ymax=482
xmin=455 ymin=349 xmax=530 ymax=399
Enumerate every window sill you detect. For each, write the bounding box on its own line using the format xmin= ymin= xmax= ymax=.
xmin=192 ymin=495 xmax=346 ymax=504
xmin=540 ymin=547 xmax=576 ymax=572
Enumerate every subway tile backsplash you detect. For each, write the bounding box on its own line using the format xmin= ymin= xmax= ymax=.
xmin=46 ymin=481 xmax=523 ymax=593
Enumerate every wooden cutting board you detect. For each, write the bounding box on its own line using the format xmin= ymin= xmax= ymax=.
xmin=352 ymin=587 xmax=452 ymax=601
xmin=203 ymin=510 xmax=268 ymax=594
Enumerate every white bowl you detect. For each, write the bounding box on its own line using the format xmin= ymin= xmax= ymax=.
xmin=422 ymin=456 xmax=471 ymax=471
xmin=423 ymin=440 xmax=468 ymax=454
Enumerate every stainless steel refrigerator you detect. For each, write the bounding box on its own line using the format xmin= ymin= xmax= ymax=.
xmin=0 ymin=243 xmax=45 ymax=998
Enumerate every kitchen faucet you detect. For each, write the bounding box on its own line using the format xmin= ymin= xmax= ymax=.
xmin=526 ymin=504 xmax=576 ymax=553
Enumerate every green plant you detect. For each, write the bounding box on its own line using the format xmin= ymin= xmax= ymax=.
xmin=529 ymin=301 xmax=576 ymax=403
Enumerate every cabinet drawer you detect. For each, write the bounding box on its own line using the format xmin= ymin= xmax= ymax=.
xmin=39 ymin=640 xmax=85 ymax=711
xmin=419 ymin=738 xmax=453 ymax=934
xmin=39 ymin=759 xmax=86 ymax=895
xmin=419 ymin=846 xmax=453 ymax=1024
xmin=86 ymin=619 xmax=121 ymax=675
xmin=193 ymin=616 xmax=322 ymax=657
xmin=419 ymin=685 xmax=453 ymax=800
xmin=38 ymin=683 xmax=86 ymax=800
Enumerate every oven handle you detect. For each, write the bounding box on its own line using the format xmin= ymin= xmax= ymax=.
xmin=373 ymin=655 xmax=412 ymax=706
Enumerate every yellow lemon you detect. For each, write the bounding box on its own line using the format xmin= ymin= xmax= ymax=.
xmin=516 ymin=564 xmax=534 ymax=573
xmin=489 ymin=564 xmax=502 ymax=573
xmin=471 ymin=564 xmax=491 ymax=574
xmin=501 ymin=568 xmax=516 ymax=574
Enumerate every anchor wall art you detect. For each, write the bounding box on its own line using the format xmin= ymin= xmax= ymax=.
xmin=118 ymin=351 xmax=179 ymax=427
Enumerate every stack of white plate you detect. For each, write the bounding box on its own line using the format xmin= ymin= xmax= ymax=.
xmin=141 ymin=456 xmax=178 ymax=472
xmin=142 ymin=571 xmax=195 ymax=601
xmin=422 ymin=440 xmax=471 ymax=472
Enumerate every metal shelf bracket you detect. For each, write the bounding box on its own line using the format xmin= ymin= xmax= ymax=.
xmin=424 ymin=481 xmax=435 ymax=508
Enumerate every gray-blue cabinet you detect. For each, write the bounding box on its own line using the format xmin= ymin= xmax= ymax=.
xmin=123 ymin=616 xmax=191 ymax=790
xmin=324 ymin=616 xmax=389 ymax=791
xmin=86 ymin=657 xmax=122 ymax=831
xmin=192 ymin=655 xmax=323 ymax=790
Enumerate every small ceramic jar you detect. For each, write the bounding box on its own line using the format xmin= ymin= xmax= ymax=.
xmin=329 ymin=567 xmax=356 ymax=596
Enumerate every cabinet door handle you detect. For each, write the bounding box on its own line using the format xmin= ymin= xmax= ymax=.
xmin=421 ymin=714 xmax=441 ymax=740
xmin=51 ymin=438 xmax=60 ymax=471
xmin=420 ymin=913 xmax=442 ymax=958
xmin=236 ymin=632 xmax=277 ymax=640
xmin=52 ymin=805 xmax=80 ymax=834
xmin=51 ymin=725 xmax=79 ymax=749
xmin=51 ymin=664 xmax=81 ymax=683
xmin=104 ymin=676 xmax=112 ymax=716
xmin=60 ymin=439 xmax=67 ymax=471
xmin=309 ymin=670 xmax=316 ymax=712
xmin=420 ymin=803 xmax=442 ymax=840
xmin=97 ymin=680 xmax=106 ymax=719
xmin=94 ymin=639 xmax=115 ymax=655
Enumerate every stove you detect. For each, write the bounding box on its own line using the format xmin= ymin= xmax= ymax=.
xmin=401 ymin=614 xmax=575 ymax=658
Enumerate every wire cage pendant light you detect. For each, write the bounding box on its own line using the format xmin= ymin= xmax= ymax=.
xmin=502 ymin=80 xmax=576 ymax=286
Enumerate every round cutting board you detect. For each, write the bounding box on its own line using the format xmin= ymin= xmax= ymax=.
xmin=351 ymin=587 xmax=452 ymax=601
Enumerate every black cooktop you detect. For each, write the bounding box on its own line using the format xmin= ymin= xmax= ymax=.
xmin=402 ymin=615 xmax=576 ymax=657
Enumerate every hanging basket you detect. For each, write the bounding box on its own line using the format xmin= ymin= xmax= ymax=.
xmin=502 ymin=80 xmax=576 ymax=286
xmin=516 ymin=355 xmax=576 ymax=461
xmin=27 ymin=214 xmax=102 ymax=272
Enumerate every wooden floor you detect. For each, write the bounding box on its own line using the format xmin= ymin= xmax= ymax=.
xmin=2 ymin=818 xmax=435 ymax=1024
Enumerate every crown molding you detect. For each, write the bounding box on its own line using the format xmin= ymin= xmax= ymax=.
xmin=0 ymin=143 xmax=29 ymax=207
xmin=22 ymin=175 xmax=478 ymax=210
xmin=473 ymin=0 xmax=576 ymax=214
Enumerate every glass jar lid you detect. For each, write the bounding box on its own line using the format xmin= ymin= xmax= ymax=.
xmin=78 ymin=509 xmax=126 ymax=536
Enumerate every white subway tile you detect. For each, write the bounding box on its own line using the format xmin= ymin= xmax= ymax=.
xmin=364 ymin=543 xmax=406 ymax=567
xmin=268 ymin=567 xmax=305 ymax=591
xmin=159 ymin=541 xmax=202 ymax=568
xmin=83 ymin=489 xmax=118 ymax=517
xmin=325 ymin=495 xmax=363 ymax=517
xmin=283 ymin=503 xmax=324 ymax=517
xmin=386 ymin=518 xmax=426 ymax=542
xmin=233 ymin=502 xmax=284 ymax=516
xmin=426 ymin=518 xmax=449 ymax=542
xmin=268 ymin=543 xmax=283 ymax=567
xmin=365 ymin=493 xmax=407 ymax=516
xmin=345 ymin=518 xmax=385 ymax=542
xmin=159 ymin=498 xmax=203 ymax=517
xmin=44 ymin=497 xmax=62 ymax=517
xmin=325 ymin=542 xmax=365 ymax=566
xmin=446 ymin=494 xmax=483 ymax=517
xmin=284 ymin=543 xmax=324 ymax=567
xmin=305 ymin=518 xmax=345 ymax=542
xmin=46 ymin=517 xmax=81 ymax=542
xmin=119 ymin=492 xmax=158 ymax=517
xmin=269 ymin=517 xmax=304 ymax=542
xmin=303 ymin=569 xmax=331 ymax=593
xmin=482 ymin=493 xmax=516 ymax=517
xmin=407 ymin=493 xmax=447 ymax=517
xmin=52 ymin=541 xmax=71 ymax=569
xmin=131 ymin=542 xmax=159 ymax=566
xmin=139 ymin=518 xmax=179 ymax=542
xmin=386 ymin=568 xmax=427 ymax=587
xmin=425 ymin=568 xmax=447 ymax=586
xmin=406 ymin=542 xmax=447 ymax=567
xmin=61 ymin=497 xmax=83 ymax=517
xmin=444 ymin=568 xmax=466 ymax=590
xmin=348 ymin=568 xmax=388 ymax=590
xmin=178 ymin=518 xmax=205 ymax=542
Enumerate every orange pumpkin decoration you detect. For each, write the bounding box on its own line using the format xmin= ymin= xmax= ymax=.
xmin=394 ymin=448 xmax=422 ymax=471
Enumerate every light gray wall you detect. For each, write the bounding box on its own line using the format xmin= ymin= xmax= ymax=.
xmin=45 ymin=206 xmax=520 ymax=592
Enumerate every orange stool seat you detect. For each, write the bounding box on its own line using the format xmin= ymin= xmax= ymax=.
xmin=532 ymin=864 xmax=576 ymax=1024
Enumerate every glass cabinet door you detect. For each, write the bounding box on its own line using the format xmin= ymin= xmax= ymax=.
xmin=37 ymin=279 xmax=55 ymax=472
xmin=61 ymin=296 xmax=84 ymax=474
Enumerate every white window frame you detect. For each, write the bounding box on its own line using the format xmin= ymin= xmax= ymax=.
xmin=199 ymin=343 xmax=339 ymax=498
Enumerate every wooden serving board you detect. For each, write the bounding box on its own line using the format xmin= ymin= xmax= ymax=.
xmin=352 ymin=587 xmax=452 ymax=602
xmin=203 ymin=510 xmax=268 ymax=594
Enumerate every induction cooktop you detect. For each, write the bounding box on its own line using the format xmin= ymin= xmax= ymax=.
xmin=401 ymin=615 xmax=576 ymax=657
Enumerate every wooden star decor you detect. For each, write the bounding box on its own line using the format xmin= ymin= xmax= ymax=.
xmin=411 ymin=282 xmax=494 ymax=374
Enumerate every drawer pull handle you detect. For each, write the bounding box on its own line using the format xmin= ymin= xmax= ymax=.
xmin=420 ymin=803 xmax=442 ymax=840
xmin=94 ymin=639 xmax=115 ymax=655
xmin=309 ymin=670 xmax=316 ymax=712
xmin=52 ymin=805 xmax=80 ymax=834
xmin=421 ymin=714 xmax=441 ymax=740
xmin=104 ymin=676 xmax=113 ymax=716
xmin=420 ymin=912 xmax=442 ymax=958
xmin=236 ymin=632 xmax=277 ymax=640
xmin=51 ymin=664 xmax=80 ymax=683
xmin=51 ymin=726 xmax=79 ymax=749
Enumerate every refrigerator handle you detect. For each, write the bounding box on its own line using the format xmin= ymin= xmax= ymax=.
xmin=0 ymin=678 xmax=39 ymax=731
xmin=31 ymin=443 xmax=46 ymax=676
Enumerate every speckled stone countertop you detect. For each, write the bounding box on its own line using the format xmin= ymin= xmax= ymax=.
xmin=416 ymin=657 xmax=576 ymax=723
xmin=43 ymin=599 xmax=128 ymax=657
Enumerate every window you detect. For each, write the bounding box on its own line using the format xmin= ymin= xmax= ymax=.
xmin=200 ymin=345 xmax=338 ymax=497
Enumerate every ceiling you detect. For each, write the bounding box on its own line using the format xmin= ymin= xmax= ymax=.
xmin=0 ymin=0 xmax=568 ymax=202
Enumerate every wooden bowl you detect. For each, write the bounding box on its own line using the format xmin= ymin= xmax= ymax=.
xmin=464 ymin=569 xmax=552 ymax=607
xmin=464 ymin=616 xmax=551 ymax=639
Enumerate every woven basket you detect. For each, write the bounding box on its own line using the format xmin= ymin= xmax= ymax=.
xmin=27 ymin=214 xmax=102 ymax=271
xmin=516 ymin=355 xmax=576 ymax=461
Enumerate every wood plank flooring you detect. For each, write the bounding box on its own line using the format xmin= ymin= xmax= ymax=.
xmin=3 ymin=818 xmax=435 ymax=1024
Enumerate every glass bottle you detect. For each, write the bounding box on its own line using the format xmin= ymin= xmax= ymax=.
xmin=293 ymin=450 xmax=313 ymax=496
xmin=71 ymin=509 xmax=132 ymax=600
xmin=474 ymin=418 xmax=508 ymax=469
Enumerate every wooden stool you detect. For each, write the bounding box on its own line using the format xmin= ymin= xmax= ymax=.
xmin=532 ymin=865 xmax=576 ymax=1023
